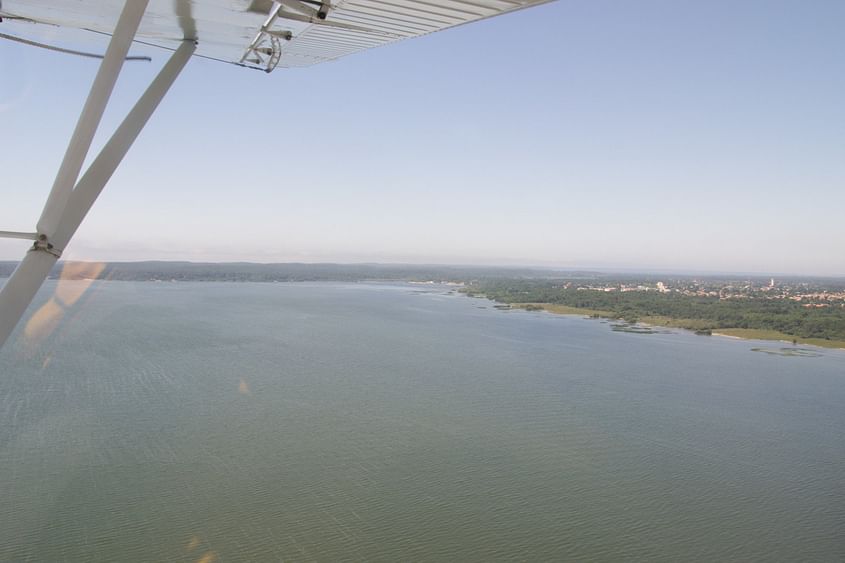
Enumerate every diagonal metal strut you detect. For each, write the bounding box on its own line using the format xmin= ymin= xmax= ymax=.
xmin=36 ymin=0 xmax=151 ymax=240
xmin=0 ymin=20 xmax=196 ymax=349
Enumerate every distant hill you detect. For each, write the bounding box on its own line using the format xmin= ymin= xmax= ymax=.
xmin=0 ymin=261 xmax=602 ymax=283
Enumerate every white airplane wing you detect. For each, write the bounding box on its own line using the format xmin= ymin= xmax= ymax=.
xmin=0 ymin=0 xmax=552 ymax=72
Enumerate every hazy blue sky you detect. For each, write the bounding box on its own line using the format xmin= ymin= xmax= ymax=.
xmin=1 ymin=0 xmax=843 ymax=275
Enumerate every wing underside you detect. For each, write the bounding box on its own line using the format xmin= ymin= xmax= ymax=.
xmin=0 ymin=0 xmax=551 ymax=71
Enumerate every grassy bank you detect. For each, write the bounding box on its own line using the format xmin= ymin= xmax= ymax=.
xmin=511 ymin=303 xmax=614 ymax=318
xmin=712 ymin=328 xmax=845 ymax=349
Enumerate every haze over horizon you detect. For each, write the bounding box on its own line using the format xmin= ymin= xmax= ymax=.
xmin=2 ymin=257 xmax=842 ymax=280
xmin=2 ymin=1 xmax=844 ymax=276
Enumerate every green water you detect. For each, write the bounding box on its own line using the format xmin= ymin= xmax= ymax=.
xmin=1 ymin=281 xmax=844 ymax=561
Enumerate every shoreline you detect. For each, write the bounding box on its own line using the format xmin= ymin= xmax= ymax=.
xmin=711 ymin=332 xmax=743 ymax=340
xmin=504 ymin=302 xmax=845 ymax=351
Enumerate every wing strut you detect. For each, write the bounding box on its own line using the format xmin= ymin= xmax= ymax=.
xmin=0 ymin=3 xmax=196 ymax=349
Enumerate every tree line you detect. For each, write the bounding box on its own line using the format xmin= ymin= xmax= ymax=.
xmin=467 ymin=280 xmax=845 ymax=341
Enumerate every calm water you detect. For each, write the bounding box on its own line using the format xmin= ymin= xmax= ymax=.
xmin=0 ymin=281 xmax=843 ymax=562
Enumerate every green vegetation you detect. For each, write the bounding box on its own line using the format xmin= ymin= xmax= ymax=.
xmin=467 ymin=280 xmax=845 ymax=348
xmin=714 ymin=328 xmax=845 ymax=349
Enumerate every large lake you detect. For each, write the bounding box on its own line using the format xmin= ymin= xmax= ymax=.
xmin=0 ymin=281 xmax=843 ymax=561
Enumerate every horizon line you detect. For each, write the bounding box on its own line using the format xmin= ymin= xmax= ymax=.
xmin=1 ymin=259 xmax=843 ymax=280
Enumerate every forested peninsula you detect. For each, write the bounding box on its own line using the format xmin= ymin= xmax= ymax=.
xmin=464 ymin=279 xmax=845 ymax=349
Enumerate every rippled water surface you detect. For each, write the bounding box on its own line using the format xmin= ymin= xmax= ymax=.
xmin=1 ymin=281 xmax=844 ymax=561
